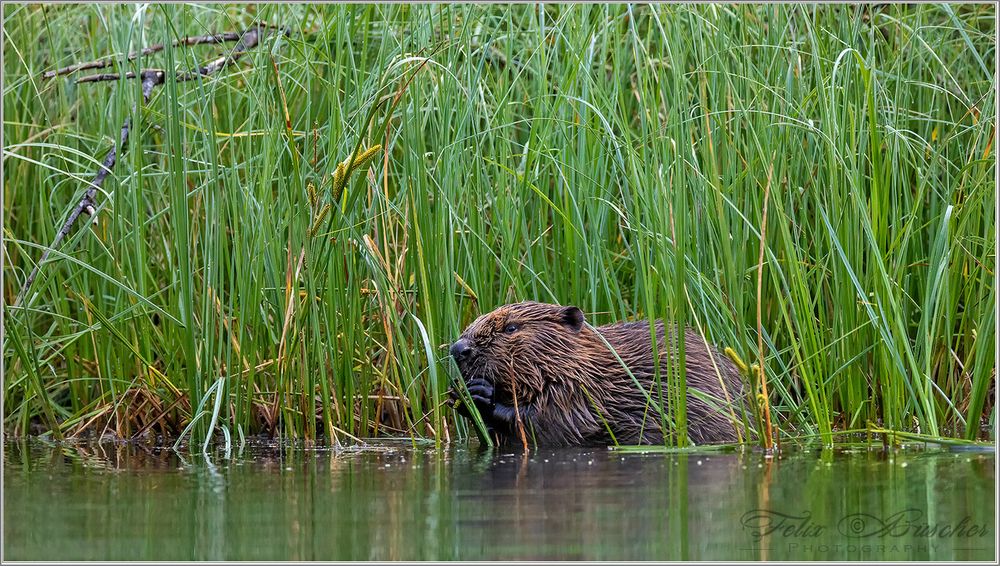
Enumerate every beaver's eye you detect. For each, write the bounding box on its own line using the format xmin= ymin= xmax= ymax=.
xmin=503 ymin=323 xmax=520 ymax=334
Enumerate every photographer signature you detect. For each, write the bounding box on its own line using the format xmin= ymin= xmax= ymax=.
xmin=740 ymin=509 xmax=990 ymax=541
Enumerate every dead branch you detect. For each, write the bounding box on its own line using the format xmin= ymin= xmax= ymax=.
xmin=15 ymin=25 xmax=284 ymax=308
xmin=41 ymin=23 xmax=288 ymax=79
xmin=72 ymin=24 xmax=275 ymax=85
xmin=75 ymin=70 xmax=163 ymax=84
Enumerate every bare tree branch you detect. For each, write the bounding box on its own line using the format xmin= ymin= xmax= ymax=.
xmin=75 ymin=70 xmax=163 ymax=84
xmin=41 ymin=23 xmax=288 ymax=79
xmin=72 ymin=25 xmax=278 ymax=86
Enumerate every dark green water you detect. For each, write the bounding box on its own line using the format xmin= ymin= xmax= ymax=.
xmin=3 ymin=440 xmax=995 ymax=561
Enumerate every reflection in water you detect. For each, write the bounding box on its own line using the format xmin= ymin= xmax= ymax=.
xmin=3 ymin=441 xmax=994 ymax=561
xmin=456 ymin=448 xmax=754 ymax=560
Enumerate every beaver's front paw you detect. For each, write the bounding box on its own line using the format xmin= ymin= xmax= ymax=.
xmin=465 ymin=378 xmax=496 ymax=417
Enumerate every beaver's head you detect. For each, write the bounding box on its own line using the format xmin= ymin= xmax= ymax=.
xmin=450 ymin=301 xmax=585 ymax=387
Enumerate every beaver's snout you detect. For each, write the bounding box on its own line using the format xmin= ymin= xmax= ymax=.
xmin=450 ymin=338 xmax=473 ymax=363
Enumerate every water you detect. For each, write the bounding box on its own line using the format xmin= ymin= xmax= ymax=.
xmin=3 ymin=440 xmax=995 ymax=561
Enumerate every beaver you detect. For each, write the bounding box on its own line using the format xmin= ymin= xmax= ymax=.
xmin=449 ymin=301 xmax=751 ymax=446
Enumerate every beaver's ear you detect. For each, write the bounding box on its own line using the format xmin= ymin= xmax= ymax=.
xmin=561 ymin=306 xmax=584 ymax=332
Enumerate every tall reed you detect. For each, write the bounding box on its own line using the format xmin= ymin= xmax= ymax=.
xmin=3 ymin=3 xmax=994 ymax=447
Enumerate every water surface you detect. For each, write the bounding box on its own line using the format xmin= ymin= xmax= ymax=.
xmin=3 ymin=440 xmax=994 ymax=561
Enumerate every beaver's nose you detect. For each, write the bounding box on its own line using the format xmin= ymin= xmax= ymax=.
xmin=450 ymin=338 xmax=473 ymax=362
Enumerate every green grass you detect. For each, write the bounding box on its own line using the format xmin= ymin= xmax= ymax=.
xmin=2 ymin=3 xmax=995 ymax=449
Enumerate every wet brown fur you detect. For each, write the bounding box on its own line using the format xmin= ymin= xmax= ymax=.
xmin=451 ymin=301 xmax=751 ymax=446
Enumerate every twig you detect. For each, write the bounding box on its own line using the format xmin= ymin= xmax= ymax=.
xmin=73 ymin=24 xmax=278 ymax=85
xmin=41 ymin=24 xmax=288 ymax=79
xmin=15 ymin=116 xmax=132 ymax=308
xmin=76 ymin=69 xmax=162 ymax=84
xmin=508 ymin=361 xmax=529 ymax=452
xmin=16 ymin=25 xmax=283 ymax=308
xmin=43 ymin=46 xmax=165 ymax=79
xmin=178 ymin=25 xmax=269 ymax=81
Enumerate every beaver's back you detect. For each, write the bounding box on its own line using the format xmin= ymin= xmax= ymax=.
xmin=590 ymin=320 xmax=749 ymax=444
